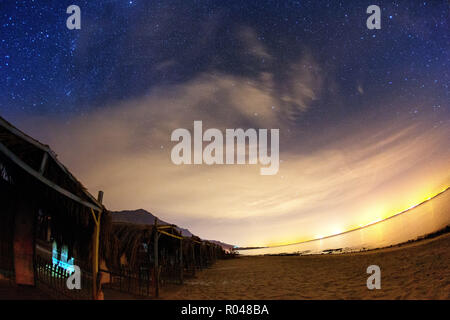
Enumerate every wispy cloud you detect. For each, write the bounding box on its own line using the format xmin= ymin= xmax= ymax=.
xmin=11 ymin=60 xmax=449 ymax=247
xmin=238 ymin=26 xmax=273 ymax=61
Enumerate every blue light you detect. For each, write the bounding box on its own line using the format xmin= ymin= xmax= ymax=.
xmin=52 ymin=241 xmax=75 ymax=273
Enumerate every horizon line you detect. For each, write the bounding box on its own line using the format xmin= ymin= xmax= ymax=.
xmin=237 ymin=185 xmax=450 ymax=250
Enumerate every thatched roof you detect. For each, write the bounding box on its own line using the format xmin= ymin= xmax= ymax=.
xmin=105 ymin=221 xmax=186 ymax=268
xmin=0 ymin=115 xmax=228 ymax=271
xmin=0 ymin=116 xmax=102 ymax=209
xmin=0 ymin=115 xmax=108 ymax=264
xmin=105 ymin=221 xmax=154 ymax=269
xmin=105 ymin=219 xmax=229 ymax=268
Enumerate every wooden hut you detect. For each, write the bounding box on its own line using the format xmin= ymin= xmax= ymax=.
xmin=101 ymin=219 xmax=185 ymax=297
xmin=0 ymin=115 xmax=231 ymax=299
xmin=101 ymin=219 xmax=227 ymax=298
xmin=0 ymin=116 xmax=108 ymax=299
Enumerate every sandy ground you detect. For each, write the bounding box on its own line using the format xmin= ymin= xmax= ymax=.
xmin=1 ymin=233 xmax=448 ymax=300
xmin=0 ymin=279 xmax=53 ymax=300
xmin=161 ymin=233 xmax=450 ymax=300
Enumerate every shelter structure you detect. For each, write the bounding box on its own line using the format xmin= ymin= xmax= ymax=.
xmin=101 ymin=219 xmax=227 ymax=297
xmin=0 ymin=116 xmax=108 ymax=299
xmin=0 ymin=115 xmax=231 ymax=299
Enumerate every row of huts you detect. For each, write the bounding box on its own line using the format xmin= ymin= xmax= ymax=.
xmin=0 ymin=116 xmax=233 ymax=299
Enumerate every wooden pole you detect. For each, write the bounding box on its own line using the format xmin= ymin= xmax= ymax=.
xmin=91 ymin=191 xmax=103 ymax=300
xmin=0 ymin=142 xmax=102 ymax=212
xmin=97 ymin=190 xmax=104 ymax=205
xmin=92 ymin=214 xmax=99 ymax=300
xmin=154 ymin=218 xmax=159 ymax=298
xmin=39 ymin=152 xmax=48 ymax=174
xmin=192 ymin=242 xmax=196 ymax=276
xmin=179 ymin=238 xmax=183 ymax=284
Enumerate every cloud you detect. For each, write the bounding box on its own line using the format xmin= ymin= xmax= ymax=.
xmin=357 ymin=84 xmax=364 ymax=95
xmin=238 ymin=26 xmax=272 ymax=61
xmin=11 ymin=59 xmax=449 ymax=247
xmin=278 ymin=53 xmax=324 ymax=120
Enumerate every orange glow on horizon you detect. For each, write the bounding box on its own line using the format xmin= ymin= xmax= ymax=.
xmin=260 ymin=186 xmax=449 ymax=249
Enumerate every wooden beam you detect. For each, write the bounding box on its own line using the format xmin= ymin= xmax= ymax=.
xmin=39 ymin=152 xmax=48 ymax=175
xmin=157 ymin=225 xmax=175 ymax=230
xmin=0 ymin=142 xmax=102 ymax=212
xmin=0 ymin=117 xmax=52 ymax=154
xmin=154 ymin=219 xmax=159 ymax=298
xmin=179 ymin=238 xmax=183 ymax=284
xmin=97 ymin=190 xmax=104 ymax=205
xmin=158 ymin=229 xmax=183 ymax=240
xmin=186 ymin=237 xmax=202 ymax=244
xmin=92 ymin=191 xmax=103 ymax=300
xmin=0 ymin=117 xmax=102 ymax=207
xmin=192 ymin=244 xmax=196 ymax=275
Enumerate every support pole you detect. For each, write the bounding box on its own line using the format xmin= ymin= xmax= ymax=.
xmin=179 ymin=238 xmax=183 ymax=284
xmin=91 ymin=191 xmax=103 ymax=300
xmin=92 ymin=217 xmax=99 ymax=300
xmin=39 ymin=152 xmax=48 ymax=174
xmin=154 ymin=218 xmax=159 ymax=298
xmin=192 ymin=242 xmax=196 ymax=276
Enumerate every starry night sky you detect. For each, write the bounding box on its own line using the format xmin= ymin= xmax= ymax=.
xmin=2 ymin=1 xmax=448 ymax=117
xmin=1 ymin=1 xmax=449 ymax=246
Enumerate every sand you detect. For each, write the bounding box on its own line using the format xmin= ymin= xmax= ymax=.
xmin=1 ymin=233 xmax=448 ymax=300
xmin=161 ymin=233 xmax=450 ymax=300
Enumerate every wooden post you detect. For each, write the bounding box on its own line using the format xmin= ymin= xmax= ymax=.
xmin=91 ymin=191 xmax=103 ymax=300
xmin=192 ymin=242 xmax=196 ymax=276
xmin=153 ymin=218 xmax=159 ymax=298
xmin=97 ymin=190 xmax=104 ymax=205
xmin=39 ymin=152 xmax=48 ymax=174
xmin=179 ymin=238 xmax=183 ymax=284
xmin=147 ymin=239 xmax=151 ymax=296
